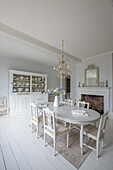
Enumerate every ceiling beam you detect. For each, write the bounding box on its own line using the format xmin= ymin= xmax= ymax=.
xmin=0 ymin=22 xmax=81 ymax=63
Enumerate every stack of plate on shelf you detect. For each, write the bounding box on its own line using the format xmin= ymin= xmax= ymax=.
xmin=19 ymin=76 xmax=24 ymax=80
xmin=25 ymin=77 xmax=29 ymax=80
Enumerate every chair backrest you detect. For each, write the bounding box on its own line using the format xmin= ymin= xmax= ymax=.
xmin=78 ymin=101 xmax=89 ymax=109
xmin=71 ymin=94 xmax=76 ymax=105
xmin=97 ymin=111 xmax=108 ymax=139
xmin=0 ymin=96 xmax=7 ymax=106
xmin=65 ymin=99 xmax=73 ymax=106
xmin=30 ymin=102 xmax=42 ymax=119
xmin=43 ymin=108 xmax=55 ymax=134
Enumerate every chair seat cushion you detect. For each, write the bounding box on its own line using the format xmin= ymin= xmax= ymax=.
xmin=45 ymin=123 xmax=69 ymax=136
xmin=0 ymin=106 xmax=9 ymax=111
xmin=83 ymin=124 xmax=98 ymax=140
xmin=56 ymin=123 xmax=69 ymax=136
xmin=32 ymin=115 xmax=43 ymax=123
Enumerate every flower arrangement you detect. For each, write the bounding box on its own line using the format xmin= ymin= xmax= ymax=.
xmin=46 ymin=88 xmax=65 ymax=96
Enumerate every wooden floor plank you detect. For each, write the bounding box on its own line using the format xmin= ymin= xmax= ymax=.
xmin=2 ymin=126 xmax=32 ymax=170
xmin=0 ymin=124 xmax=19 ymax=170
xmin=0 ymin=145 xmax=5 ymax=170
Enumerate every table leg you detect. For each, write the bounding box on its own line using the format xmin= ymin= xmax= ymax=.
xmin=80 ymin=124 xmax=83 ymax=155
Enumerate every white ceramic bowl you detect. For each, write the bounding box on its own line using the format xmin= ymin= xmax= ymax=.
xmin=25 ymin=88 xmax=29 ymax=92
xmin=18 ymin=88 xmax=23 ymax=92
xmin=13 ymin=89 xmax=17 ymax=92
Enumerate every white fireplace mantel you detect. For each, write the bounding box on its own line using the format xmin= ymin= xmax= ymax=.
xmin=78 ymin=87 xmax=110 ymax=114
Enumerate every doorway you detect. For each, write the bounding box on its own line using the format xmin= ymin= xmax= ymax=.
xmin=65 ymin=76 xmax=70 ymax=99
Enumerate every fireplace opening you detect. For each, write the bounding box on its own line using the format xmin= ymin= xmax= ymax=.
xmin=81 ymin=94 xmax=104 ymax=115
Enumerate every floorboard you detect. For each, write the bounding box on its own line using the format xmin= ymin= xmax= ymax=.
xmin=0 ymin=145 xmax=5 ymax=170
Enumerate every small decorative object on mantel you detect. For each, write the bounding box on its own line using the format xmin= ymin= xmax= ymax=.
xmin=46 ymin=88 xmax=65 ymax=107
xmin=100 ymin=81 xmax=104 ymax=87
xmin=106 ymin=79 xmax=108 ymax=87
xmin=100 ymin=82 xmax=102 ymax=87
xmin=78 ymin=82 xmax=80 ymax=87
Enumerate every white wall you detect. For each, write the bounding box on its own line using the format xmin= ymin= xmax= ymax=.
xmin=0 ymin=56 xmax=60 ymax=99
xmin=76 ymin=53 xmax=112 ymax=112
xmin=112 ymin=54 xmax=113 ymax=113
xmin=71 ymin=65 xmax=76 ymax=98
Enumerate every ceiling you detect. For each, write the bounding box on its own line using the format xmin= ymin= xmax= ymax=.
xmin=0 ymin=0 xmax=113 ymax=66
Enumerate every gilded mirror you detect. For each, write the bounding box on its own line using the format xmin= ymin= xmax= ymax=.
xmin=85 ymin=64 xmax=99 ymax=87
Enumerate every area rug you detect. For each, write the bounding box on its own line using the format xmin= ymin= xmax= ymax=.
xmin=30 ymin=124 xmax=95 ymax=169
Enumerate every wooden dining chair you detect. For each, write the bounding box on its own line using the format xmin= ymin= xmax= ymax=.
xmin=60 ymin=99 xmax=74 ymax=127
xmin=71 ymin=101 xmax=89 ymax=131
xmin=30 ymin=102 xmax=43 ymax=138
xmin=78 ymin=101 xmax=89 ymax=109
xmin=64 ymin=99 xmax=74 ymax=106
xmin=43 ymin=108 xmax=69 ymax=156
xmin=0 ymin=96 xmax=9 ymax=115
xmin=81 ymin=111 xmax=108 ymax=157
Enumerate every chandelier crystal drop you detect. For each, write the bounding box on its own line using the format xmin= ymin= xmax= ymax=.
xmin=53 ymin=40 xmax=71 ymax=78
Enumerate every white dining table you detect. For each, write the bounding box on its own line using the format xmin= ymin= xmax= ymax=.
xmin=38 ymin=102 xmax=100 ymax=155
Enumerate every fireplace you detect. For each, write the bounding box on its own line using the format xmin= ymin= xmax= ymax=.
xmin=78 ymin=87 xmax=110 ymax=114
xmin=81 ymin=94 xmax=104 ymax=114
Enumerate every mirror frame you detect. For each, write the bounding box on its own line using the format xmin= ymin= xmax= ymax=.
xmin=85 ymin=64 xmax=99 ymax=87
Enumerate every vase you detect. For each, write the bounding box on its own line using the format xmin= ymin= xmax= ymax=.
xmin=53 ymin=96 xmax=59 ymax=107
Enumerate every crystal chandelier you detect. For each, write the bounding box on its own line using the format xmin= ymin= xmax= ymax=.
xmin=53 ymin=40 xmax=71 ymax=78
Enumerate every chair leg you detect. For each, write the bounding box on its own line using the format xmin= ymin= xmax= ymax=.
xmin=31 ymin=122 xmax=33 ymax=133
xmin=41 ymin=122 xmax=43 ymax=128
xmin=96 ymin=140 xmax=99 ymax=158
xmin=69 ymin=123 xmax=71 ymax=130
xmin=37 ymin=123 xmax=39 ymax=139
xmin=80 ymin=125 xmax=83 ymax=155
xmin=64 ymin=121 xmax=67 ymax=127
xmin=54 ymin=139 xmax=56 ymax=156
xmin=44 ymin=132 xmax=46 ymax=147
xmin=7 ymin=108 xmax=9 ymax=114
xmin=67 ymin=133 xmax=69 ymax=148
xmin=102 ymin=132 xmax=105 ymax=149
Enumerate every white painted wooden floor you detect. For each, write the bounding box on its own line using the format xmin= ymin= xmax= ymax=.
xmin=0 ymin=113 xmax=113 ymax=170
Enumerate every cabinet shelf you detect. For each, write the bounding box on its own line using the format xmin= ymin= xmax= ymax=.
xmin=32 ymin=81 xmax=45 ymax=83
xmin=13 ymin=79 xmax=30 ymax=82
xmin=13 ymin=91 xmax=30 ymax=94
xmin=32 ymin=87 xmax=44 ymax=89
xmin=13 ymin=86 xmax=30 ymax=88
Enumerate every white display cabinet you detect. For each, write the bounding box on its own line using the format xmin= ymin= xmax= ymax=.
xmin=9 ymin=70 xmax=48 ymax=116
